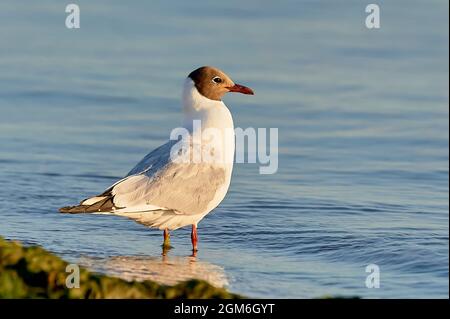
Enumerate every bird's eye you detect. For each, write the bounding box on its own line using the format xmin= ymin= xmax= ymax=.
xmin=212 ymin=76 xmax=222 ymax=84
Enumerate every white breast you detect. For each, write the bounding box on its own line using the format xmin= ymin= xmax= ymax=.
xmin=182 ymin=79 xmax=235 ymax=213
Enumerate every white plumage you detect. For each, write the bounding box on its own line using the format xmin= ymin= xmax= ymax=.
xmin=62 ymin=79 xmax=235 ymax=230
xmin=59 ymin=66 xmax=254 ymax=250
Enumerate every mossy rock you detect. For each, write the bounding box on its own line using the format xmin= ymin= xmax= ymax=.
xmin=0 ymin=236 xmax=241 ymax=299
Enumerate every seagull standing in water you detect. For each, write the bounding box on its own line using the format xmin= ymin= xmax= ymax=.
xmin=59 ymin=66 xmax=254 ymax=253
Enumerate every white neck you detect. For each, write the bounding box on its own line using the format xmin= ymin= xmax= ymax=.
xmin=182 ymin=78 xmax=234 ymax=132
xmin=181 ymin=78 xmax=235 ymax=168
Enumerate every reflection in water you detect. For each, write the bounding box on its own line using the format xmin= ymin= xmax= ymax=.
xmin=78 ymin=253 xmax=228 ymax=288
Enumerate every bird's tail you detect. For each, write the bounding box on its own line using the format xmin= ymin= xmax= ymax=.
xmin=59 ymin=193 xmax=116 ymax=214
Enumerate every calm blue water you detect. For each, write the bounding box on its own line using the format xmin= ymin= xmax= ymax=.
xmin=0 ymin=0 xmax=448 ymax=298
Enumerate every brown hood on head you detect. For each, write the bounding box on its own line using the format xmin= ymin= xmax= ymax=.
xmin=188 ymin=66 xmax=254 ymax=101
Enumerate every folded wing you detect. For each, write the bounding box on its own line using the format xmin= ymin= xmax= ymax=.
xmin=59 ymin=140 xmax=226 ymax=216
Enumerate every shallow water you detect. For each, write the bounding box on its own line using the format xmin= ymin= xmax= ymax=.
xmin=0 ymin=0 xmax=448 ymax=298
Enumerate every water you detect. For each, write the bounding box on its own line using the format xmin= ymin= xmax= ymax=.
xmin=0 ymin=0 xmax=448 ymax=298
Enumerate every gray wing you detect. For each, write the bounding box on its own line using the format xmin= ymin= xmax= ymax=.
xmin=126 ymin=140 xmax=177 ymax=177
xmin=104 ymin=140 xmax=225 ymax=215
xmin=60 ymin=140 xmax=226 ymax=216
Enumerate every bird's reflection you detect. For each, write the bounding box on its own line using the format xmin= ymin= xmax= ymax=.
xmin=79 ymin=250 xmax=228 ymax=288
xmin=162 ymin=245 xmax=196 ymax=258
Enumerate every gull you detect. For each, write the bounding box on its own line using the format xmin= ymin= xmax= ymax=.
xmin=59 ymin=66 xmax=254 ymax=253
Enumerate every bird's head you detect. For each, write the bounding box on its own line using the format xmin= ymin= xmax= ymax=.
xmin=187 ymin=66 xmax=254 ymax=101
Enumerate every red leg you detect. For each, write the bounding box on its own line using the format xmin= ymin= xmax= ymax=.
xmin=191 ymin=224 xmax=198 ymax=252
xmin=163 ymin=228 xmax=171 ymax=248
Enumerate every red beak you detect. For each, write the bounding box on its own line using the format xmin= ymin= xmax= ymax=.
xmin=227 ymin=83 xmax=254 ymax=95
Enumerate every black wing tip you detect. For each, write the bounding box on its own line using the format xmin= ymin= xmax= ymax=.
xmin=59 ymin=206 xmax=70 ymax=213
xmin=59 ymin=195 xmax=116 ymax=214
xmin=59 ymin=205 xmax=86 ymax=214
